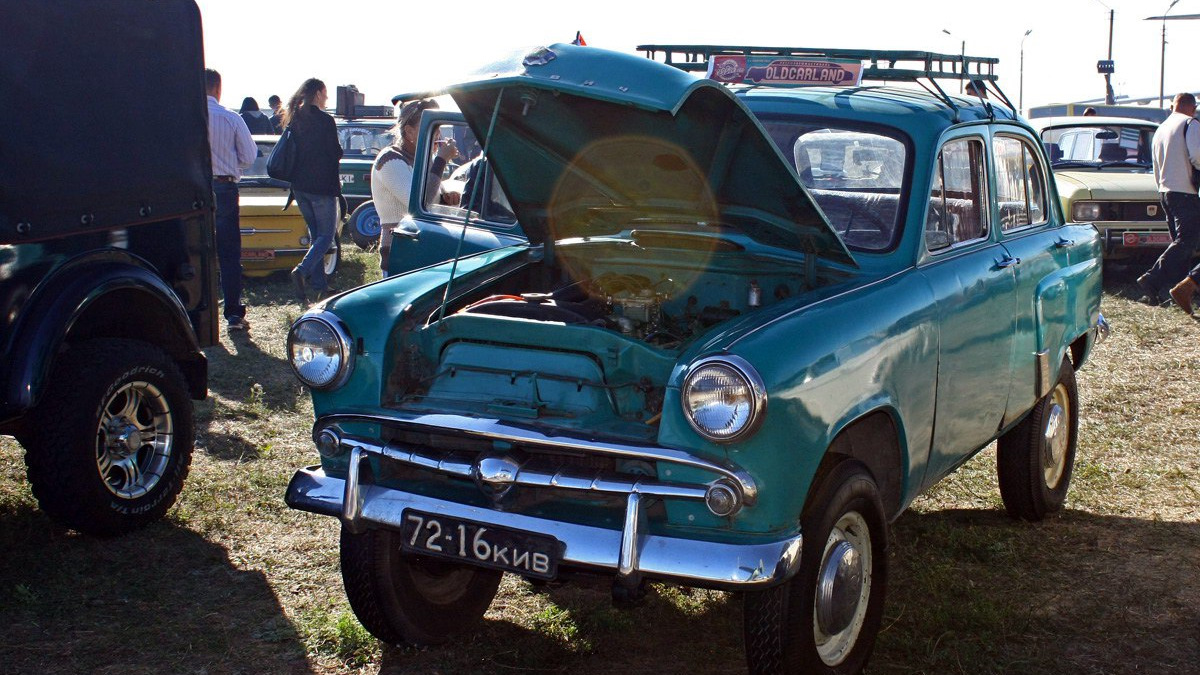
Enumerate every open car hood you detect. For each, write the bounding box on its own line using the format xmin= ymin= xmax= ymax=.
xmin=448 ymin=43 xmax=855 ymax=266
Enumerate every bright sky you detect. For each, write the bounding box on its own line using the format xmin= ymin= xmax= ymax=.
xmin=196 ymin=0 xmax=1199 ymax=115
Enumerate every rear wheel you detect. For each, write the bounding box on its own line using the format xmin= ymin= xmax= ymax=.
xmin=743 ymin=460 xmax=887 ymax=675
xmin=998 ymin=356 xmax=1078 ymax=521
xmin=22 ymin=338 xmax=193 ymax=536
xmin=347 ymin=201 xmax=380 ymax=250
xmin=340 ymin=525 xmax=502 ymax=645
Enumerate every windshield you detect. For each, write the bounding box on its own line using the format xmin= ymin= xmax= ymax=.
xmin=338 ymin=123 xmax=395 ymax=158
xmin=762 ymin=121 xmax=908 ymax=252
xmin=241 ymin=139 xmax=276 ymax=181
xmin=1040 ymin=124 xmax=1154 ymax=168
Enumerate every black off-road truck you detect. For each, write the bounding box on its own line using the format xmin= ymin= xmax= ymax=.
xmin=0 ymin=0 xmax=218 ymax=535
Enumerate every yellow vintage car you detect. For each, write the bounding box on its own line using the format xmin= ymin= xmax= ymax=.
xmin=239 ymin=136 xmax=342 ymax=278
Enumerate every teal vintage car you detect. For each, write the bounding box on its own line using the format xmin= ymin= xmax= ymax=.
xmin=285 ymin=44 xmax=1105 ymax=674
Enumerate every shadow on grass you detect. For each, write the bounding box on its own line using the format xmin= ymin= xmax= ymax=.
xmin=0 ymin=508 xmax=314 ymax=675
xmin=366 ymin=506 xmax=1199 ymax=675
xmin=876 ymin=507 xmax=1200 ymax=674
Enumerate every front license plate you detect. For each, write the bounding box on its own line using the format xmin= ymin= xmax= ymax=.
xmin=339 ymin=173 xmax=355 ymax=184
xmin=1122 ymin=231 xmax=1171 ymax=247
xmin=400 ymin=510 xmax=563 ymax=580
xmin=241 ymin=249 xmax=275 ymax=260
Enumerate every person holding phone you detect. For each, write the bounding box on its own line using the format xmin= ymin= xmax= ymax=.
xmin=371 ymin=99 xmax=461 ymax=275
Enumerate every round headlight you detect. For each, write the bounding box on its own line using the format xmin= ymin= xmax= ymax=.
xmin=681 ymin=356 xmax=766 ymax=442
xmin=1071 ymin=201 xmax=1102 ymax=223
xmin=288 ymin=313 xmax=353 ymax=390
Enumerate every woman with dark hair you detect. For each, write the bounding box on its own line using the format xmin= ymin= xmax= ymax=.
xmin=281 ymin=78 xmax=342 ymax=302
xmin=238 ymin=97 xmax=274 ymax=135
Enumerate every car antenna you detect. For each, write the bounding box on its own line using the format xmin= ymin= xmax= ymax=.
xmin=435 ymin=88 xmax=506 ymax=329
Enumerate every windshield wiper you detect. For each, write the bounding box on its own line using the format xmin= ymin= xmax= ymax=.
xmin=1052 ymin=161 xmax=1100 ymax=169
xmin=1098 ymin=161 xmax=1150 ymax=169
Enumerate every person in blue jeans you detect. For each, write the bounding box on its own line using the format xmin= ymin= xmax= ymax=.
xmin=204 ymin=68 xmax=256 ymax=331
xmin=279 ymin=77 xmax=343 ymax=302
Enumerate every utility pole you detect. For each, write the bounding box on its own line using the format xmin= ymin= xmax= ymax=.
xmin=1105 ymin=9 xmax=1115 ymax=104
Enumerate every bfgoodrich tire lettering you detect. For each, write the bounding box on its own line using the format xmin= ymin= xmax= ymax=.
xmin=998 ymin=356 xmax=1078 ymax=521
xmin=22 ymin=338 xmax=193 ymax=536
xmin=340 ymin=525 xmax=502 ymax=646
xmin=743 ymin=460 xmax=887 ymax=675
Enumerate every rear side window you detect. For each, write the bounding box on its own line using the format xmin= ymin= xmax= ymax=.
xmin=994 ymin=135 xmax=1048 ymax=231
xmin=926 ymin=138 xmax=989 ymax=251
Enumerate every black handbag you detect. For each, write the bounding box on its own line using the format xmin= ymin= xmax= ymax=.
xmin=266 ymin=125 xmax=297 ymax=182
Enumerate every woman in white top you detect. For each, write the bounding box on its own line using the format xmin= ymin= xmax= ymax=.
xmin=371 ymin=99 xmax=460 ymax=274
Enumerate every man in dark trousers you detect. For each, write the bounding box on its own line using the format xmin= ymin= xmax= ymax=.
xmin=1138 ymin=92 xmax=1200 ymax=305
xmin=205 ymin=68 xmax=256 ymax=331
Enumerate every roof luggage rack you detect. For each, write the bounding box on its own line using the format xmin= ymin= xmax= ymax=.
xmin=637 ymin=44 xmax=1015 ymax=117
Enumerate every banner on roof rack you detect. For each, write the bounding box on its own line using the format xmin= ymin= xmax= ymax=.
xmin=707 ymin=55 xmax=863 ymax=86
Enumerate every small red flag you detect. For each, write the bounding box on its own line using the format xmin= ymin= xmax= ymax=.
xmin=572 ymin=31 xmax=587 ymax=46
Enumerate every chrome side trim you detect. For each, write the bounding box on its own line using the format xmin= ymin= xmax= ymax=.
xmin=316 ymin=413 xmax=758 ymax=505
xmin=286 ymin=465 xmax=804 ymax=590
xmin=1036 ymin=349 xmax=1052 ymax=399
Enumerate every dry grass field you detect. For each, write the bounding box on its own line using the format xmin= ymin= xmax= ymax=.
xmin=1 ymin=248 xmax=1198 ymax=674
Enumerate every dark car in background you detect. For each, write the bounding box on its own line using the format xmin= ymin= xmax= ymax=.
xmin=337 ymin=119 xmax=395 ymax=248
xmin=0 ymin=0 xmax=217 ymax=535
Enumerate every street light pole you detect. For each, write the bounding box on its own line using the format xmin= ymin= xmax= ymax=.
xmin=1160 ymin=0 xmax=1180 ymax=108
xmin=1020 ymin=29 xmax=1032 ymax=112
xmin=942 ymin=29 xmax=965 ymax=93
xmin=1104 ymin=9 xmax=1115 ymax=104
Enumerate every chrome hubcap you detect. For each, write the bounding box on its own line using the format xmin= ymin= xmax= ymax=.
xmin=1042 ymin=383 xmax=1071 ymax=489
xmin=96 ymin=381 xmax=173 ymax=499
xmin=814 ymin=510 xmax=872 ymax=666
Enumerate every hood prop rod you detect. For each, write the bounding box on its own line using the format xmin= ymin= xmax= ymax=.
xmin=435 ymin=88 xmax=506 ymax=330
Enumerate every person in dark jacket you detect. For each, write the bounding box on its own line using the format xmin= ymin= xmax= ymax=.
xmin=238 ymin=97 xmax=274 ymax=135
xmin=279 ymin=78 xmax=343 ymax=302
xmin=268 ymin=94 xmax=283 ymax=134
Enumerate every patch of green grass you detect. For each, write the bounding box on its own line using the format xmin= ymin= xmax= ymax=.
xmin=298 ymin=607 xmax=380 ymax=668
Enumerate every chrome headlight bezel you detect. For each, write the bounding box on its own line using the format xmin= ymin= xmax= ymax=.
xmin=1071 ymin=201 xmax=1102 ymax=223
xmin=680 ymin=355 xmax=767 ymax=443
xmin=287 ymin=311 xmax=354 ymax=390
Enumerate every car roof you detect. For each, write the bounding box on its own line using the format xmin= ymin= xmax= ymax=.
xmin=1029 ymin=116 xmax=1160 ymax=131
xmin=738 ymin=85 xmax=1022 ymax=143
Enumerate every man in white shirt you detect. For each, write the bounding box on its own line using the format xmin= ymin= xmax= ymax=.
xmin=1139 ymin=92 xmax=1200 ymax=307
xmin=370 ymin=99 xmax=460 ymax=275
xmin=205 ymin=68 xmax=256 ymax=331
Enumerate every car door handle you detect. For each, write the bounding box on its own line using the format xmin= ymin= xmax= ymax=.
xmin=996 ymin=255 xmax=1021 ymax=268
xmin=1054 ymin=237 xmax=1074 ymax=248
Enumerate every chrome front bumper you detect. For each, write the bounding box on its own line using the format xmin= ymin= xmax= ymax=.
xmin=286 ymin=438 xmax=804 ymax=591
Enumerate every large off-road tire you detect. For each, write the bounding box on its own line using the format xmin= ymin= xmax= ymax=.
xmin=22 ymin=338 xmax=194 ymax=536
xmin=347 ymin=201 xmax=380 ymax=250
xmin=744 ymin=460 xmax=887 ymax=675
xmin=998 ymin=356 xmax=1078 ymax=521
xmin=340 ymin=525 xmax=502 ymax=645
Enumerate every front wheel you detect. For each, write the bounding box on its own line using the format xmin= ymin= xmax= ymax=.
xmin=340 ymin=525 xmax=502 ymax=646
xmin=347 ymin=201 xmax=381 ymax=250
xmin=22 ymin=338 xmax=194 ymax=536
xmin=997 ymin=356 xmax=1078 ymax=521
xmin=743 ymin=460 xmax=887 ymax=675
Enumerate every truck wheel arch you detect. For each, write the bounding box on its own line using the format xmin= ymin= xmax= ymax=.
xmin=3 ymin=259 xmax=206 ymax=414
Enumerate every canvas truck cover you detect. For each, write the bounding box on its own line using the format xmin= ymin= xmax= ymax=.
xmin=0 ymin=0 xmax=212 ymax=245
